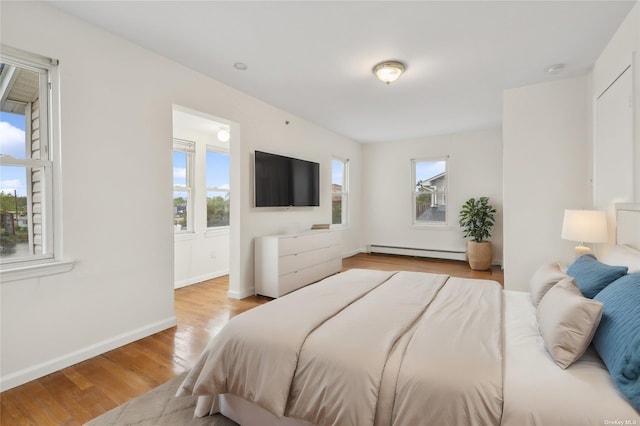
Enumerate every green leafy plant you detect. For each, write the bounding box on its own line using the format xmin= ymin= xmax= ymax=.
xmin=458 ymin=197 xmax=496 ymax=243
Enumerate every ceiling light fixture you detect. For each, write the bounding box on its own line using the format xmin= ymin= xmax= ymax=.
xmin=217 ymin=129 xmax=230 ymax=142
xmin=373 ymin=60 xmax=405 ymax=84
xmin=546 ymin=63 xmax=565 ymax=75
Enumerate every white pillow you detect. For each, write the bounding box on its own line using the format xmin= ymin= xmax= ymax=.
xmin=529 ymin=262 xmax=568 ymax=306
xmin=604 ymin=244 xmax=640 ymax=273
xmin=537 ymin=277 xmax=604 ymax=369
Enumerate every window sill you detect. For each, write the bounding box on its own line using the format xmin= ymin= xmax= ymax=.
xmin=206 ymin=227 xmax=230 ymax=238
xmin=409 ymin=223 xmax=452 ymax=231
xmin=174 ymin=232 xmax=197 ymax=241
xmin=0 ymin=259 xmax=74 ymax=283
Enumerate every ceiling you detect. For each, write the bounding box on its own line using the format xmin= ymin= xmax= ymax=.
xmin=49 ymin=1 xmax=636 ymax=144
xmin=173 ymin=108 xmax=228 ymax=138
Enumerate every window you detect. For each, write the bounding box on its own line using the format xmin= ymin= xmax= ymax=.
xmin=331 ymin=157 xmax=348 ymax=226
xmin=412 ymin=157 xmax=448 ymax=225
xmin=173 ymin=139 xmax=194 ymax=233
xmin=206 ymin=148 xmax=230 ymax=228
xmin=0 ymin=47 xmax=58 ymax=267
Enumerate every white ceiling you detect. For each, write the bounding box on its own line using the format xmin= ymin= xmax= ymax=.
xmin=173 ymin=108 xmax=228 ymax=138
xmin=49 ymin=1 xmax=635 ymax=144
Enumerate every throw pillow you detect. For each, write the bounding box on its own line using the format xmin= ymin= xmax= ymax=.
xmin=566 ymin=254 xmax=627 ymax=298
xmin=593 ymin=273 xmax=640 ymax=411
xmin=529 ymin=262 xmax=567 ymax=306
xmin=537 ymin=277 xmax=603 ymax=369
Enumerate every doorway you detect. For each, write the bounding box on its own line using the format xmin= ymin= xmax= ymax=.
xmin=172 ymin=105 xmax=233 ymax=289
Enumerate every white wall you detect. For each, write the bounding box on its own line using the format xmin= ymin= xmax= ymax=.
xmin=503 ymin=76 xmax=590 ymax=291
xmin=591 ymin=1 xmax=640 ymax=256
xmin=232 ymin=116 xmax=365 ymax=298
xmin=592 ymin=2 xmax=639 ymax=106
xmin=0 ymin=1 xmax=362 ymax=389
xmin=363 ymin=128 xmax=503 ymax=263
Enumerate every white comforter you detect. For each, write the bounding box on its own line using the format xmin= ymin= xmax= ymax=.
xmin=177 ymin=269 xmax=504 ymax=426
xmin=502 ymin=291 xmax=640 ymax=426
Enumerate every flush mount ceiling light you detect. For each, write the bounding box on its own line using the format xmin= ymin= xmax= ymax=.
xmin=373 ymin=60 xmax=405 ymax=84
xmin=546 ymin=63 xmax=565 ymax=75
xmin=217 ymin=129 xmax=230 ymax=142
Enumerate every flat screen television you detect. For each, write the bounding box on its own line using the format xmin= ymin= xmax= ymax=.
xmin=254 ymin=150 xmax=320 ymax=207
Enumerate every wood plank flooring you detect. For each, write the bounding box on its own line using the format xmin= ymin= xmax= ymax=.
xmin=0 ymin=253 xmax=503 ymax=425
xmin=346 ymin=253 xmax=504 ymax=285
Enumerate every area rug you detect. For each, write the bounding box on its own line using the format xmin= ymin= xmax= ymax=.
xmin=84 ymin=372 xmax=238 ymax=426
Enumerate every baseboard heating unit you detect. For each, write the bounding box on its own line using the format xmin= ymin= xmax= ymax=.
xmin=368 ymin=244 xmax=467 ymax=262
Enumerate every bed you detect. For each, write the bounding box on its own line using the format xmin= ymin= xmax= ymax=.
xmin=178 ymin=204 xmax=640 ymax=426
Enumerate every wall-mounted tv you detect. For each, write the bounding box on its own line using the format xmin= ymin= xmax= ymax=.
xmin=254 ymin=150 xmax=320 ymax=207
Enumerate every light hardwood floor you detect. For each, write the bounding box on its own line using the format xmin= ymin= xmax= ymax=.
xmin=1 ymin=253 xmax=503 ymax=425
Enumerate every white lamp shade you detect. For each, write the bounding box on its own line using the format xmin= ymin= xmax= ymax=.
xmin=561 ymin=210 xmax=608 ymax=243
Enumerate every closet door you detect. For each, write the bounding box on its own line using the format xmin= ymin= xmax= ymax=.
xmin=594 ymin=65 xmax=634 ymax=247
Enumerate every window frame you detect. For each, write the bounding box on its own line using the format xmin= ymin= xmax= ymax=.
xmin=0 ymin=45 xmax=58 ymax=270
xmin=205 ymin=145 xmax=230 ymax=230
xmin=173 ymin=139 xmax=195 ymax=235
xmin=411 ymin=156 xmax=449 ymax=227
xmin=331 ymin=156 xmax=349 ymax=228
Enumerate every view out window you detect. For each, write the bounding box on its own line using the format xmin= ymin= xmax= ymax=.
xmin=206 ymin=148 xmax=230 ymax=228
xmin=0 ymin=49 xmax=56 ymax=266
xmin=331 ymin=157 xmax=348 ymax=226
xmin=412 ymin=157 xmax=448 ymax=225
xmin=173 ymin=140 xmax=194 ymax=233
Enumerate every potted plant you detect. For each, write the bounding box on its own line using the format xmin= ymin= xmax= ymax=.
xmin=459 ymin=197 xmax=496 ymax=271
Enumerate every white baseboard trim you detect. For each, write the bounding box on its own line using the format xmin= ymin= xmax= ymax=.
xmin=368 ymin=244 xmax=467 ymax=262
xmin=0 ymin=316 xmax=177 ymax=392
xmin=368 ymin=244 xmax=503 ymax=266
xmin=227 ymin=286 xmax=256 ymax=300
xmin=174 ymin=269 xmax=229 ymax=289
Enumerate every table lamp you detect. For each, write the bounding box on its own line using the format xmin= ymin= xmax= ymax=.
xmin=561 ymin=209 xmax=608 ymax=257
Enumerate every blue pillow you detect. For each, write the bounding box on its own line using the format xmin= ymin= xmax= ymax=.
xmin=567 ymin=255 xmax=627 ymax=298
xmin=593 ymin=273 xmax=640 ymax=411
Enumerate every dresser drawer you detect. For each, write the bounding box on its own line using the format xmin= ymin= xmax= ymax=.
xmin=279 ymin=245 xmax=341 ymax=275
xmin=278 ymin=250 xmax=317 ymax=275
xmin=278 ymin=233 xmax=327 ymax=256
xmin=279 ymin=233 xmax=329 ymax=256
xmin=278 ymin=259 xmax=342 ymax=296
xmin=306 ymin=258 xmax=342 ymax=284
xmin=279 ymin=267 xmax=316 ymax=295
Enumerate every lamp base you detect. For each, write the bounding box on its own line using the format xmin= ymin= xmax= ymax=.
xmin=574 ymin=244 xmax=592 ymax=258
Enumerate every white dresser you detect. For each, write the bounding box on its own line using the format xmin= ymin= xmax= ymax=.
xmin=255 ymin=230 xmax=342 ymax=297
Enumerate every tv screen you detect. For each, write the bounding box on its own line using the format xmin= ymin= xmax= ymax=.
xmin=255 ymin=151 xmax=319 ymax=207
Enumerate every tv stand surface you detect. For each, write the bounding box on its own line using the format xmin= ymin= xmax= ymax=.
xmin=254 ymin=230 xmax=342 ymax=298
